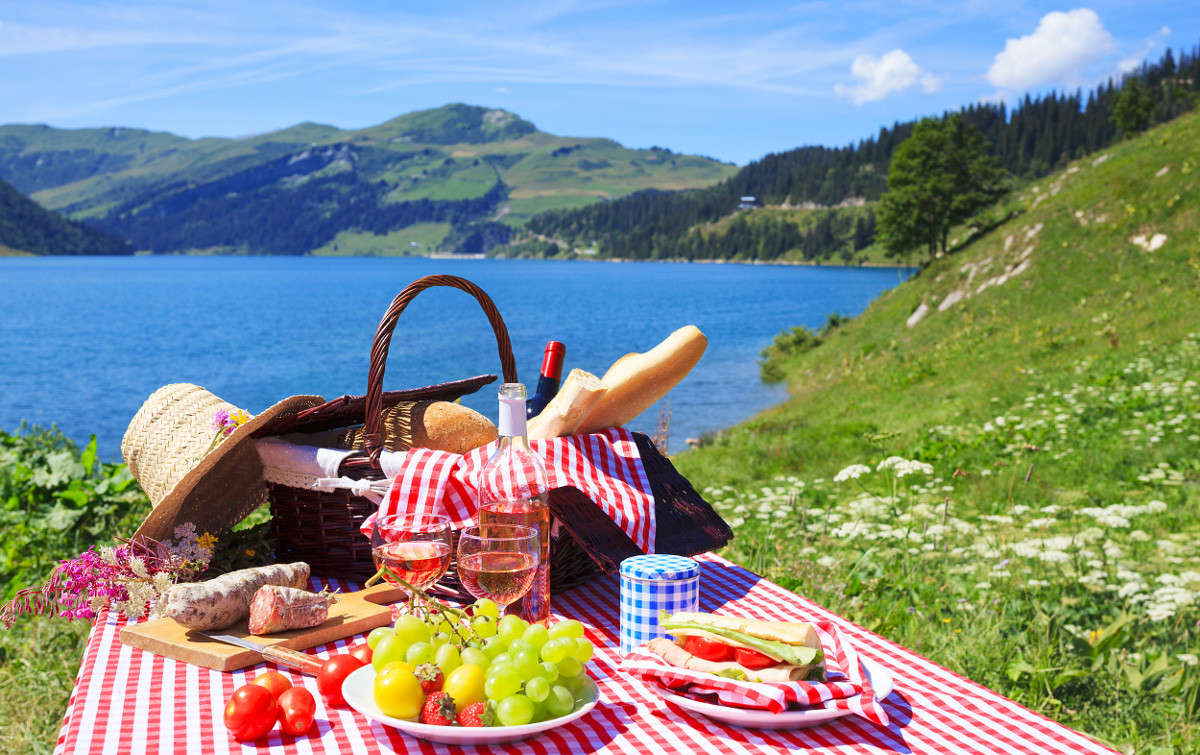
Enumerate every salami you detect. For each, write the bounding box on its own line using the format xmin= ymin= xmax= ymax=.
xmin=247 ymin=585 xmax=339 ymax=635
xmin=166 ymin=562 xmax=310 ymax=631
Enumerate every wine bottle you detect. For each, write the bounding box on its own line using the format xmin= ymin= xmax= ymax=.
xmin=477 ymin=383 xmax=552 ymax=623
xmin=526 ymin=341 xmax=565 ymax=419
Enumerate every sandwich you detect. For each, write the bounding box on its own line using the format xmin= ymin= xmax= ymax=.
xmin=646 ymin=611 xmax=826 ymax=683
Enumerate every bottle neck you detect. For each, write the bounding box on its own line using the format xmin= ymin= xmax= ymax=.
xmin=540 ymin=341 xmax=565 ymax=381
xmin=497 ymin=387 xmax=528 ymax=439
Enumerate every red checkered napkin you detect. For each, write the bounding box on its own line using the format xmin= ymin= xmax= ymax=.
xmin=619 ymin=620 xmax=891 ymax=726
xmin=361 ymin=427 xmax=657 ymax=552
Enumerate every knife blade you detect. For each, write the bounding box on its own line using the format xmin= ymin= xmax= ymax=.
xmin=199 ymin=632 xmax=325 ymax=676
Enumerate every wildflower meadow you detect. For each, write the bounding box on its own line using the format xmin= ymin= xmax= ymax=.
xmin=700 ymin=333 xmax=1200 ymax=753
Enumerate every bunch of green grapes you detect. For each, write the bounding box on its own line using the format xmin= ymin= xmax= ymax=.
xmin=365 ymin=597 xmax=596 ymax=726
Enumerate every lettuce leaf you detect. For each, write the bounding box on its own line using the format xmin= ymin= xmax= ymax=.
xmin=661 ymin=618 xmax=824 ymax=668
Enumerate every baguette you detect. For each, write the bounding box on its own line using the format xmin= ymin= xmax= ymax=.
xmin=528 ymin=369 xmax=609 ymax=440
xmin=576 ymin=326 xmax=707 ymax=435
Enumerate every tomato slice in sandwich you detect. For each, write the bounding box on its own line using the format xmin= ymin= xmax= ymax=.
xmin=683 ymin=636 xmax=734 ymax=662
xmin=733 ymin=647 xmax=777 ymax=669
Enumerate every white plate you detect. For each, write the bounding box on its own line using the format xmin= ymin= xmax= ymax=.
xmin=648 ymin=657 xmax=893 ymax=730
xmin=341 ymin=665 xmax=600 ymax=745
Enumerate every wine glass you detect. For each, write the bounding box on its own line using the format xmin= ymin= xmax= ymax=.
xmin=455 ymin=524 xmax=540 ymax=612
xmin=370 ymin=513 xmax=453 ymax=591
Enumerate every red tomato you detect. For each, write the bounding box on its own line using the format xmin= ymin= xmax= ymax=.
xmin=348 ymin=642 xmax=373 ymax=666
xmin=224 ymin=684 xmax=277 ymax=741
xmin=733 ymin=647 xmax=777 ymax=670
xmin=252 ymin=670 xmax=293 ymax=700
xmin=316 ymin=654 xmax=366 ymax=707
xmin=683 ymin=635 xmax=733 ymax=662
xmin=277 ymin=687 xmax=317 ymax=736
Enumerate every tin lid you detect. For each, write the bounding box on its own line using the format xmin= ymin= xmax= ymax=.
xmin=620 ymin=554 xmax=699 ymax=581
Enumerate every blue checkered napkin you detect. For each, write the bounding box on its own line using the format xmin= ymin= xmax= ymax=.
xmin=619 ymin=555 xmax=700 ymax=655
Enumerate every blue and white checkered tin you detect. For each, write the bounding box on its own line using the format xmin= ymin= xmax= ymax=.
xmin=619 ymin=554 xmax=700 ymax=655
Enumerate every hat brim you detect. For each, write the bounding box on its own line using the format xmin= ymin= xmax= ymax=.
xmin=131 ymin=394 xmax=325 ymax=544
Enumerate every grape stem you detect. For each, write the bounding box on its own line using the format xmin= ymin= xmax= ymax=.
xmin=364 ymin=565 xmax=489 ymax=644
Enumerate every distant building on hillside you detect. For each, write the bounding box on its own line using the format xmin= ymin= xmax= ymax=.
xmin=738 ymin=196 xmax=758 ymax=209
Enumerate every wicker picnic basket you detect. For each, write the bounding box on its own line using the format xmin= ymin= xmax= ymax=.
xmin=256 ymin=274 xmax=732 ymax=593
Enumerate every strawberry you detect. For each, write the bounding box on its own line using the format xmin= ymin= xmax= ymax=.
xmin=420 ymin=692 xmax=457 ymax=726
xmin=458 ymin=701 xmax=493 ymax=728
xmin=414 ymin=663 xmax=444 ymax=694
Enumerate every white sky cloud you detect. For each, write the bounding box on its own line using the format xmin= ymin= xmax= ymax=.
xmin=834 ymin=49 xmax=940 ymax=104
xmin=985 ymin=8 xmax=1115 ymax=91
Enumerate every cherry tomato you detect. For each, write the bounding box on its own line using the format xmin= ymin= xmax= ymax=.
xmin=683 ymin=636 xmax=733 ymax=662
xmin=348 ymin=642 xmax=373 ymax=666
xmin=224 ymin=684 xmax=277 ymax=741
xmin=316 ymin=654 xmax=366 ymax=707
xmin=277 ymin=687 xmax=317 ymax=736
xmin=442 ymin=664 xmax=486 ymax=714
xmin=373 ymin=667 xmax=424 ymax=720
xmin=733 ymin=647 xmax=777 ymax=670
xmin=251 ymin=670 xmax=293 ymax=700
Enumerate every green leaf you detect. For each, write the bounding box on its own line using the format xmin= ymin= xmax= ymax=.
xmin=44 ymin=503 xmax=84 ymax=531
xmin=1122 ymin=663 xmax=1145 ymax=690
xmin=1004 ymin=658 xmax=1037 ymax=682
xmin=79 ymin=437 xmax=97 ymax=473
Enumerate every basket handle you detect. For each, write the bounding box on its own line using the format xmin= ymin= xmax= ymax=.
xmin=363 ymin=275 xmax=518 ymax=460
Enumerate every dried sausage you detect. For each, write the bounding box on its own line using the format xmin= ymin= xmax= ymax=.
xmin=167 ymin=562 xmax=310 ymax=631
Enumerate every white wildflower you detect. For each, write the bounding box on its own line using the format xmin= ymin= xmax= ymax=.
xmin=834 ymin=464 xmax=871 ymax=482
xmin=876 ymin=456 xmax=905 ymax=471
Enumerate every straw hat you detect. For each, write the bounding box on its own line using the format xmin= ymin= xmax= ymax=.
xmin=122 ymin=384 xmax=324 ymax=543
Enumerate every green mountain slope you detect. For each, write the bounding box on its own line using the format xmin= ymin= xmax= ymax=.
xmin=0 ymin=178 xmax=129 ymax=254
xmin=0 ymin=104 xmax=736 ymax=255
xmin=675 ymin=109 xmax=1200 ymax=752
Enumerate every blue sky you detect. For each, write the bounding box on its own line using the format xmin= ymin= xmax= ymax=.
xmin=1 ymin=2 xmax=1196 ymax=165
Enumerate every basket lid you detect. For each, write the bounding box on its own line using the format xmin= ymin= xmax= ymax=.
xmin=620 ymin=554 xmax=699 ymax=581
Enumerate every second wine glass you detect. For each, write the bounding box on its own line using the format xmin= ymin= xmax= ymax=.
xmin=456 ymin=524 xmax=540 ymax=612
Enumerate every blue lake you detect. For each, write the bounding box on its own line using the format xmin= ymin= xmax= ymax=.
xmin=0 ymin=256 xmax=907 ymax=459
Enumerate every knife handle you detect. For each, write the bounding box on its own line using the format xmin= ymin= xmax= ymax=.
xmin=261 ymin=645 xmax=325 ymax=676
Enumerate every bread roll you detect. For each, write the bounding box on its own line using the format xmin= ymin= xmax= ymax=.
xmin=528 ymin=369 xmax=609 ymax=440
xmin=576 ymin=326 xmax=707 ymax=434
xmin=411 ymin=401 xmax=498 ymax=453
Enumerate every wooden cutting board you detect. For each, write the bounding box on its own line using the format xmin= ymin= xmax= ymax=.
xmin=119 ymin=583 xmax=405 ymax=672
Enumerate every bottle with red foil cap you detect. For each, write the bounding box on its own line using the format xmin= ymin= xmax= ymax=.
xmin=526 ymin=341 xmax=565 ymax=420
xmin=478 ymin=383 xmax=552 ymax=623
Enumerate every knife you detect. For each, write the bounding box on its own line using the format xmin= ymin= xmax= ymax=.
xmin=199 ymin=632 xmax=326 ymax=676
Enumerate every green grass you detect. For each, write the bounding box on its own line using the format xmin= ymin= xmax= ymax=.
xmin=675 ymin=110 xmax=1200 ymax=753
xmin=311 ymin=223 xmax=453 ymax=256
xmin=0 ymin=617 xmax=90 ymax=755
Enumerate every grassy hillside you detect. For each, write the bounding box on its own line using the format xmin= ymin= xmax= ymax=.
xmin=676 ymin=110 xmax=1200 ymax=752
xmin=0 ymin=104 xmax=736 ymax=254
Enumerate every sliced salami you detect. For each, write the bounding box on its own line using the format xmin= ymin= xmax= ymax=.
xmin=247 ymin=585 xmax=339 ymax=635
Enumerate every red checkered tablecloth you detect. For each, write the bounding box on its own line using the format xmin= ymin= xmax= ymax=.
xmin=54 ymin=554 xmax=1119 ymax=754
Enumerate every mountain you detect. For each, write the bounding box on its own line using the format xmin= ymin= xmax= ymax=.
xmin=525 ymin=45 xmax=1199 ymax=263
xmin=0 ymin=104 xmax=736 ymax=255
xmin=0 ymin=178 xmax=129 ymax=255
